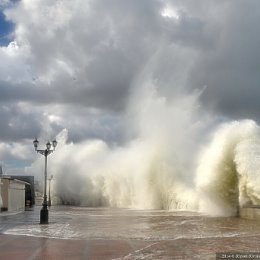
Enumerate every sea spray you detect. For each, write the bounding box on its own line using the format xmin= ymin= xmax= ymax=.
xmin=28 ymin=88 xmax=204 ymax=211
xmin=27 ymin=87 xmax=260 ymax=216
xmin=50 ymin=133 xmax=199 ymax=210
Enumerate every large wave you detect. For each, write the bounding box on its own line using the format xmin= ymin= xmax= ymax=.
xmin=27 ymin=87 xmax=260 ymax=216
xmin=196 ymin=120 xmax=260 ymax=216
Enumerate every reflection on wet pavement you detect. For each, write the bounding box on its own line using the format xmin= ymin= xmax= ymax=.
xmin=1 ymin=206 xmax=260 ymax=241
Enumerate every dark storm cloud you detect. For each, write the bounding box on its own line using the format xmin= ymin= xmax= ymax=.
xmin=3 ymin=0 xmax=260 ymax=119
xmin=0 ymin=102 xmax=41 ymax=142
xmin=178 ymin=0 xmax=260 ymax=120
xmin=3 ymin=0 xmax=165 ymax=112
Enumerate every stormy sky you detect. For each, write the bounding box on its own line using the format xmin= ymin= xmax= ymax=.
xmin=0 ymin=0 xmax=260 ymax=173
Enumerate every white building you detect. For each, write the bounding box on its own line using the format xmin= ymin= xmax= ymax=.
xmin=0 ymin=177 xmax=29 ymax=212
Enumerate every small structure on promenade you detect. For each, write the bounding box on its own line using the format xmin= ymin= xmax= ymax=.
xmin=0 ymin=165 xmax=35 ymax=211
xmin=9 ymin=175 xmax=35 ymax=207
xmin=0 ymin=177 xmax=29 ymax=212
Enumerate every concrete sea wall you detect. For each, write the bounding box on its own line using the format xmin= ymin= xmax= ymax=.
xmin=239 ymin=206 xmax=260 ymax=220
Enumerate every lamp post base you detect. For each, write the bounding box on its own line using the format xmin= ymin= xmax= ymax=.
xmin=40 ymin=205 xmax=49 ymax=224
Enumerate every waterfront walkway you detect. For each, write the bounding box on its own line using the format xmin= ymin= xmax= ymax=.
xmin=0 ymin=206 xmax=260 ymax=259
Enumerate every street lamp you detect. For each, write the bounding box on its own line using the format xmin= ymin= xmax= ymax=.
xmin=48 ymin=174 xmax=53 ymax=207
xmin=33 ymin=138 xmax=58 ymax=224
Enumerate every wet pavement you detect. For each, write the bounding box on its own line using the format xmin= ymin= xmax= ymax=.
xmin=1 ymin=206 xmax=260 ymax=259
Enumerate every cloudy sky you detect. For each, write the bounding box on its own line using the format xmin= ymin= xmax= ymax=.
xmin=0 ymin=0 xmax=260 ymax=174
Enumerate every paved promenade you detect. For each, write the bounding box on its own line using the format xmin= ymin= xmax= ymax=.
xmin=0 ymin=234 xmax=153 ymax=260
xmin=0 ymin=206 xmax=260 ymax=259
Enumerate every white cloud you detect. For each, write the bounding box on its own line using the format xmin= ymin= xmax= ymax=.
xmin=161 ymin=6 xmax=180 ymax=20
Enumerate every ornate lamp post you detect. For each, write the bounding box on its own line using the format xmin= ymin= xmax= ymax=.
xmin=48 ymin=174 xmax=53 ymax=207
xmin=33 ymin=139 xmax=57 ymax=224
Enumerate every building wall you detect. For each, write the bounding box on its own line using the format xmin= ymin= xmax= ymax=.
xmin=239 ymin=206 xmax=260 ymax=220
xmin=8 ymin=181 xmax=25 ymax=211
